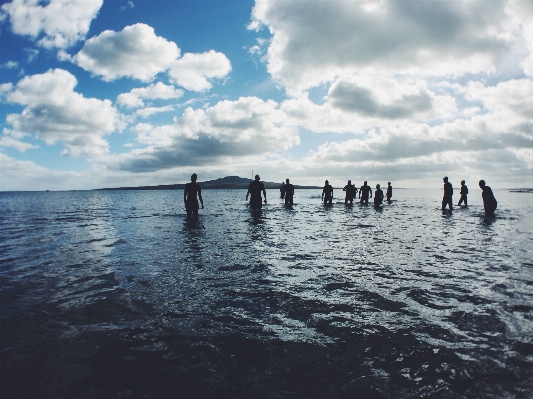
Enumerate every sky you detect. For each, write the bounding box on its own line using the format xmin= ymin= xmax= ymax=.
xmin=0 ymin=0 xmax=532 ymax=191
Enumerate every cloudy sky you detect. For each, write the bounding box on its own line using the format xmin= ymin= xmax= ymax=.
xmin=1 ymin=0 xmax=532 ymax=190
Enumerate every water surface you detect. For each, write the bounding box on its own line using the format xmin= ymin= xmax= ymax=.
xmin=1 ymin=189 xmax=532 ymax=398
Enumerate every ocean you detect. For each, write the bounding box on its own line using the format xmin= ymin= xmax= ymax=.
xmin=1 ymin=188 xmax=532 ymax=398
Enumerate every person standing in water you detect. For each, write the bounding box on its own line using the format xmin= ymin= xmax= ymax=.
xmin=458 ymin=180 xmax=468 ymax=207
xmin=386 ymin=182 xmax=392 ymax=204
xmin=343 ymin=180 xmax=357 ymax=204
xmin=442 ymin=176 xmax=453 ymax=211
xmin=359 ymin=181 xmax=372 ymax=205
xmin=184 ymin=173 xmax=204 ymax=218
xmin=280 ymin=182 xmax=285 ymax=199
xmin=374 ymin=184 xmax=384 ymax=207
xmin=247 ymin=174 xmax=267 ymax=212
xmin=284 ymin=178 xmax=295 ymax=206
xmin=479 ymin=180 xmax=497 ymax=216
xmin=322 ymin=180 xmax=333 ymax=205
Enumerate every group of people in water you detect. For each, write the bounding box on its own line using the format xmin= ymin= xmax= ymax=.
xmin=441 ymin=176 xmax=497 ymax=216
xmin=314 ymin=179 xmax=393 ymax=207
xmin=183 ymin=173 xmax=498 ymax=218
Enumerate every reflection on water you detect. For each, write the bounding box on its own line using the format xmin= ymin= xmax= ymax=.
xmin=0 ymin=189 xmax=532 ymax=398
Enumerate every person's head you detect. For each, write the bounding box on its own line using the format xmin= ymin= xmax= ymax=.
xmin=376 ymin=184 xmax=380 ymax=189
xmin=443 ymin=176 xmax=448 ymax=183
xmin=348 ymin=180 xmax=351 ymax=184
xmin=461 ymin=180 xmax=465 ymax=185
xmin=479 ymin=180 xmax=486 ymax=188
xmin=388 ymin=182 xmax=391 ymax=186
xmin=255 ymin=174 xmax=260 ymax=181
xmin=364 ymin=180 xmax=367 ymax=186
xmin=286 ymin=178 xmax=290 ymax=184
xmin=325 ymin=180 xmax=329 ymax=185
xmin=191 ymin=173 xmax=197 ymax=182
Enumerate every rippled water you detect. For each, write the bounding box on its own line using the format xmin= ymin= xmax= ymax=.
xmin=1 ymin=189 xmax=532 ymax=398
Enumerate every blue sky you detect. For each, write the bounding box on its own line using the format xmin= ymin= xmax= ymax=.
xmin=1 ymin=0 xmax=532 ymax=190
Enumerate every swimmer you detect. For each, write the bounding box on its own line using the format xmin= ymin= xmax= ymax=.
xmin=374 ymin=184 xmax=384 ymax=207
xmin=322 ymin=180 xmax=333 ymax=205
xmin=458 ymin=180 xmax=468 ymax=207
xmin=359 ymin=181 xmax=372 ymax=205
xmin=343 ymin=180 xmax=357 ymax=204
xmin=284 ymin=178 xmax=294 ymax=206
xmin=442 ymin=176 xmax=453 ymax=211
xmin=184 ymin=173 xmax=204 ymax=218
xmin=479 ymin=180 xmax=497 ymax=217
xmin=246 ymin=174 xmax=267 ymax=212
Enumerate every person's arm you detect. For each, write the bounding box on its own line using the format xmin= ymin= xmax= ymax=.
xmin=263 ymin=188 xmax=267 ymax=203
xmin=370 ymin=188 xmax=372 ymax=198
xmin=184 ymin=187 xmax=187 ymax=205
xmin=246 ymin=187 xmax=250 ymax=201
xmin=322 ymin=189 xmax=324 ymax=200
xmin=198 ymin=187 xmax=204 ymax=208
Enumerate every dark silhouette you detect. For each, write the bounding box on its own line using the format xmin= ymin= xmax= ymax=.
xmin=359 ymin=181 xmax=372 ymax=205
xmin=442 ymin=176 xmax=453 ymax=210
xmin=322 ymin=180 xmax=333 ymax=205
xmin=247 ymin=174 xmax=267 ymax=211
xmin=280 ymin=182 xmax=285 ymax=199
xmin=284 ymin=178 xmax=295 ymax=206
xmin=479 ymin=180 xmax=497 ymax=216
xmin=343 ymin=180 xmax=357 ymax=204
xmin=458 ymin=180 xmax=468 ymax=206
xmin=386 ymin=182 xmax=392 ymax=204
xmin=374 ymin=184 xmax=384 ymax=207
xmin=184 ymin=173 xmax=204 ymax=218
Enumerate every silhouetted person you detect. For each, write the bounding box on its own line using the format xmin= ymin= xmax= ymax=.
xmin=374 ymin=184 xmax=384 ymax=207
xmin=284 ymin=178 xmax=294 ymax=206
xmin=442 ymin=176 xmax=453 ymax=210
xmin=458 ymin=180 xmax=468 ymax=206
xmin=479 ymin=180 xmax=497 ymax=216
xmin=343 ymin=180 xmax=357 ymax=204
xmin=246 ymin=174 xmax=267 ymax=211
xmin=280 ymin=182 xmax=285 ymax=199
xmin=184 ymin=173 xmax=204 ymax=218
xmin=322 ymin=180 xmax=333 ymax=205
xmin=386 ymin=182 xmax=392 ymax=204
xmin=359 ymin=181 xmax=372 ymax=205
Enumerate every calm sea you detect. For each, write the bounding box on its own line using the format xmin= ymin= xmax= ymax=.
xmin=1 ymin=188 xmax=532 ymax=398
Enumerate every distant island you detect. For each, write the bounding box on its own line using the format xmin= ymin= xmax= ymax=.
xmin=98 ymin=176 xmax=322 ymax=191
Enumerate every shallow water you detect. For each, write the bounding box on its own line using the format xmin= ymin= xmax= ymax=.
xmin=1 ymin=188 xmax=532 ymax=398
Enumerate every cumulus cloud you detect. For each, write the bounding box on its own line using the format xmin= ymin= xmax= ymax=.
xmin=168 ymin=50 xmax=232 ymax=91
xmin=249 ymin=0 xmax=519 ymax=94
xmin=1 ymin=0 xmax=103 ymax=49
xmin=327 ymin=75 xmax=432 ymax=119
xmin=74 ymin=24 xmax=231 ymax=91
xmin=0 ymin=128 xmax=39 ymax=152
xmin=134 ymin=105 xmax=174 ymax=119
xmin=99 ymin=97 xmax=299 ymax=172
xmin=117 ymin=82 xmax=184 ymax=108
xmin=3 ymin=68 xmax=119 ymax=156
xmin=73 ymin=23 xmax=179 ymax=82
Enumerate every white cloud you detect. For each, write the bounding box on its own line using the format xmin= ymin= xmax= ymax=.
xmin=73 ymin=24 xmax=232 ymax=91
xmin=1 ymin=0 xmax=103 ymax=49
xmin=98 ymin=96 xmax=299 ymax=172
xmin=0 ymin=128 xmax=39 ymax=152
xmin=74 ymin=23 xmax=180 ymax=82
xmin=168 ymin=50 xmax=232 ymax=91
xmin=2 ymin=61 xmax=18 ymax=69
xmin=250 ymin=0 xmax=519 ymax=95
xmin=3 ymin=68 xmax=119 ymax=157
xmin=134 ymin=105 xmax=174 ymax=119
xmin=116 ymin=82 xmax=184 ymax=108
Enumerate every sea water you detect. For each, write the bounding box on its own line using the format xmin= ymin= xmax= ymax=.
xmin=0 ymin=189 xmax=532 ymax=398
